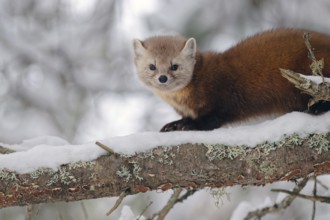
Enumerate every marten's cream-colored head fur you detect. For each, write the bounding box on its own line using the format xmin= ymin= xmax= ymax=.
xmin=133 ymin=36 xmax=196 ymax=92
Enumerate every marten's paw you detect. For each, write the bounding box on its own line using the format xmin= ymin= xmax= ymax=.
xmin=160 ymin=119 xmax=197 ymax=132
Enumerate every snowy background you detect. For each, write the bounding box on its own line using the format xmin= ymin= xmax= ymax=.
xmin=0 ymin=0 xmax=330 ymax=219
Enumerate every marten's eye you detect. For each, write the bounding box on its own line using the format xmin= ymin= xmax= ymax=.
xmin=149 ymin=64 xmax=156 ymax=71
xmin=170 ymin=64 xmax=179 ymax=71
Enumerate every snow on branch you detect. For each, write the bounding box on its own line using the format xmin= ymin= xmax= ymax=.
xmin=0 ymin=132 xmax=329 ymax=208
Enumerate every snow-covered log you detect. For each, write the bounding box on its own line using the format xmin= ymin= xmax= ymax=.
xmin=0 ymin=130 xmax=329 ymax=208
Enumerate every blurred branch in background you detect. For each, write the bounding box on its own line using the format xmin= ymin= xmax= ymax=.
xmin=0 ymin=0 xmax=141 ymax=143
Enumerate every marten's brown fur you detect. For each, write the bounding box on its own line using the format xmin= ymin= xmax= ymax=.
xmin=133 ymin=29 xmax=330 ymax=131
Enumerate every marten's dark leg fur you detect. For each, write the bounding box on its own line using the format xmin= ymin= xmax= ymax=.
xmin=307 ymin=101 xmax=330 ymax=114
xmin=161 ymin=101 xmax=330 ymax=132
xmin=160 ymin=113 xmax=225 ymax=131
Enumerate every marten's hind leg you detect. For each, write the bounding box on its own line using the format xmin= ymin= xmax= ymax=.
xmin=307 ymin=101 xmax=330 ymax=114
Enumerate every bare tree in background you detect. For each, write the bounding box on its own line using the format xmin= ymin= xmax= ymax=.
xmin=0 ymin=0 xmax=139 ymax=143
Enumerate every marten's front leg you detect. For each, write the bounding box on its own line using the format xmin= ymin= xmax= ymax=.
xmin=160 ymin=118 xmax=196 ymax=132
xmin=160 ymin=113 xmax=224 ymax=132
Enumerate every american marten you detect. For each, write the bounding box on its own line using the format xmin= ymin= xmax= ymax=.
xmin=132 ymin=28 xmax=330 ymax=132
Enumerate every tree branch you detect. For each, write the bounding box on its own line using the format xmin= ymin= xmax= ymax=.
xmin=0 ymin=146 xmax=16 ymax=154
xmin=244 ymin=176 xmax=309 ymax=220
xmin=280 ymin=31 xmax=330 ymax=107
xmin=280 ymin=69 xmax=330 ymax=107
xmin=304 ymin=32 xmax=325 ymax=82
xmin=271 ymin=189 xmax=330 ymax=203
xmin=148 ymin=188 xmax=183 ymax=220
xmin=0 ymin=132 xmax=329 ymax=208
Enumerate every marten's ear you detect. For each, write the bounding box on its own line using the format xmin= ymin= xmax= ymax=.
xmin=181 ymin=38 xmax=196 ymax=58
xmin=132 ymin=39 xmax=146 ymax=58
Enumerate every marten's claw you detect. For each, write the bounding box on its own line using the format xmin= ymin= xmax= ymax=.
xmin=160 ymin=119 xmax=196 ymax=132
xmin=160 ymin=121 xmax=178 ymax=132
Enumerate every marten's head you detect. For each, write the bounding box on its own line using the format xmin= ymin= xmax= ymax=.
xmin=133 ymin=36 xmax=196 ymax=92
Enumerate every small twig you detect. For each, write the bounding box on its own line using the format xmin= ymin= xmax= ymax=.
xmin=106 ymin=190 xmax=128 ymax=216
xmin=137 ymin=201 xmax=153 ymax=220
xmin=34 ymin=205 xmax=40 ymax=219
xmin=24 ymin=204 xmax=40 ymax=220
xmin=80 ymin=201 xmax=89 ymax=220
xmin=316 ymin=179 xmax=329 ymax=190
xmin=25 ymin=204 xmax=34 ymax=220
xmin=147 ymin=189 xmax=197 ymax=220
xmin=56 ymin=204 xmax=64 ymax=220
xmin=95 ymin=141 xmax=120 ymax=156
xmin=244 ymin=177 xmax=309 ymax=220
xmin=271 ymin=189 xmax=330 ymax=203
xmin=157 ymin=188 xmax=183 ymax=220
xmin=303 ymin=32 xmax=325 ymax=82
xmin=0 ymin=146 xmax=15 ymax=154
xmin=312 ymin=176 xmax=317 ymax=220
xmin=149 ymin=188 xmax=183 ymax=220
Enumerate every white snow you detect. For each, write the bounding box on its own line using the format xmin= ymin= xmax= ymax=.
xmin=6 ymin=136 xmax=69 ymax=151
xmin=103 ymin=111 xmax=330 ymax=154
xmin=300 ymin=74 xmax=330 ymax=84
xmin=0 ymin=141 xmax=105 ymax=174
xmin=0 ymin=111 xmax=329 ymax=174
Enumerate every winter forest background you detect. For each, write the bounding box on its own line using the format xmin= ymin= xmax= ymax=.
xmin=1 ymin=0 xmax=330 ymax=219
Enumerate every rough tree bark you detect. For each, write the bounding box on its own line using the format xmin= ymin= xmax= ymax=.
xmin=0 ymin=132 xmax=329 ymax=208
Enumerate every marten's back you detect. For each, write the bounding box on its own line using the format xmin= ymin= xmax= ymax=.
xmin=225 ymin=29 xmax=330 ymax=82
xmin=194 ymin=29 xmax=330 ymax=123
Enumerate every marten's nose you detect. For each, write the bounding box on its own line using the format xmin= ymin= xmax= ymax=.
xmin=158 ymin=75 xmax=168 ymax=83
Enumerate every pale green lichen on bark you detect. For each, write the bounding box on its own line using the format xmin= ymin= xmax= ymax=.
xmin=207 ymin=187 xmax=230 ymax=207
xmin=58 ymin=167 xmax=76 ymax=185
xmin=191 ymin=169 xmax=209 ymax=179
xmin=116 ymin=165 xmax=132 ymax=182
xmin=205 ymin=144 xmax=249 ymax=161
xmin=47 ymin=173 xmax=59 ymax=186
xmin=258 ymin=141 xmax=277 ymax=154
xmin=0 ymin=161 xmax=97 ymax=186
xmin=204 ymin=133 xmax=321 ymax=162
xmin=0 ymin=169 xmax=18 ymax=182
xmin=30 ymin=168 xmax=55 ymax=179
xmin=257 ymin=134 xmax=301 ymax=154
xmin=157 ymin=146 xmax=177 ymax=165
xmin=116 ymin=162 xmax=145 ymax=182
xmin=132 ymin=163 xmax=143 ymax=181
xmin=284 ymin=133 xmax=304 ymax=146
xmin=137 ymin=146 xmax=179 ymax=166
xmin=146 ymin=146 xmax=177 ymax=165
xmin=116 ymin=156 xmax=144 ymax=184
xmin=67 ymin=161 xmax=95 ymax=170
xmin=138 ymin=149 xmax=155 ymax=160
xmin=116 ymin=146 xmax=182 ymax=182
xmin=46 ymin=161 xmax=96 ymax=186
xmin=259 ymin=161 xmax=277 ymax=180
xmin=308 ymin=133 xmax=330 ymax=154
